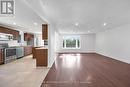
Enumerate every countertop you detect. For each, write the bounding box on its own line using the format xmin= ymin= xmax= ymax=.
xmin=33 ymin=46 xmax=43 ymax=48
xmin=35 ymin=47 xmax=48 ymax=50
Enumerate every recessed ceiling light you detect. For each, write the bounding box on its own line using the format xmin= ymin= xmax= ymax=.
xmin=88 ymin=30 xmax=91 ymax=33
xmin=75 ymin=22 xmax=79 ymax=26
xmin=103 ymin=23 xmax=107 ymax=26
xmin=34 ymin=22 xmax=38 ymax=26
xmin=13 ymin=22 xmax=16 ymax=25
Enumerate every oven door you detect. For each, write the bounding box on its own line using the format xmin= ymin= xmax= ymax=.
xmin=4 ymin=48 xmax=16 ymax=63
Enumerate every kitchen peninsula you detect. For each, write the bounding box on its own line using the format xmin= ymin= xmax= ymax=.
xmin=35 ymin=47 xmax=48 ymax=67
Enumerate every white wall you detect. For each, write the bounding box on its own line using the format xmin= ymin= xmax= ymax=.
xmin=55 ymin=31 xmax=59 ymax=52
xmin=55 ymin=34 xmax=96 ymax=53
xmin=48 ymin=24 xmax=57 ymax=67
xmin=50 ymin=23 xmax=130 ymax=66
xmin=95 ymin=24 xmax=130 ymax=64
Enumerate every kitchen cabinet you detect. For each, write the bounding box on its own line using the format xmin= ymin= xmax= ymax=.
xmin=24 ymin=33 xmax=34 ymax=41
xmin=0 ymin=49 xmax=4 ymax=64
xmin=24 ymin=46 xmax=32 ymax=56
xmin=12 ymin=31 xmax=19 ymax=40
xmin=35 ymin=47 xmax=48 ymax=66
xmin=42 ymin=24 xmax=48 ymax=40
xmin=0 ymin=26 xmax=19 ymax=40
xmin=32 ymin=47 xmax=42 ymax=59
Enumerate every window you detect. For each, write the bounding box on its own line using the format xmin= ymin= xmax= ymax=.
xmin=63 ymin=35 xmax=80 ymax=49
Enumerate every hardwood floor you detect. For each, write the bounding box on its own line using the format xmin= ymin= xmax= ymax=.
xmin=41 ymin=53 xmax=130 ymax=87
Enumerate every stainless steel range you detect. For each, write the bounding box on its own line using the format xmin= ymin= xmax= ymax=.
xmin=4 ymin=47 xmax=17 ymax=63
xmin=0 ymin=43 xmax=17 ymax=63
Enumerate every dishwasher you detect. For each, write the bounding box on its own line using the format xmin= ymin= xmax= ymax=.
xmin=16 ymin=47 xmax=24 ymax=59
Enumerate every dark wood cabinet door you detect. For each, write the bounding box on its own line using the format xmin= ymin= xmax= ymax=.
xmin=0 ymin=26 xmax=19 ymax=40
xmin=24 ymin=33 xmax=34 ymax=41
xmin=36 ymin=48 xmax=48 ymax=67
xmin=24 ymin=46 xmax=32 ymax=56
xmin=24 ymin=33 xmax=28 ymax=41
xmin=42 ymin=24 xmax=48 ymax=40
xmin=32 ymin=47 xmax=41 ymax=59
xmin=0 ymin=49 xmax=4 ymax=64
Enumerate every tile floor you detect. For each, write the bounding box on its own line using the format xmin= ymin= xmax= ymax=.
xmin=0 ymin=55 xmax=49 ymax=87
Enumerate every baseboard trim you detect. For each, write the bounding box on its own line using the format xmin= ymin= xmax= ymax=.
xmin=95 ymin=52 xmax=130 ymax=65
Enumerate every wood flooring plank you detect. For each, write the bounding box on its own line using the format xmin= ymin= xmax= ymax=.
xmin=41 ymin=53 xmax=130 ymax=87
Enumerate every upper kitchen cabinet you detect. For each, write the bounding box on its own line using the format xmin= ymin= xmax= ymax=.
xmin=0 ymin=26 xmax=19 ymax=40
xmin=24 ymin=33 xmax=34 ymax=41
xmin=42 ymin=24 xmax=48 ymax=40
xmin=11 ymin=30 xmax=19 ymax=40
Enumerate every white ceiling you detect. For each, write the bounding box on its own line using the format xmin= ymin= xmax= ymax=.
xmin=0 ymin=0 xmax=130 ymax=34
xmin=0 ymin=0 xmax=46 ymax=34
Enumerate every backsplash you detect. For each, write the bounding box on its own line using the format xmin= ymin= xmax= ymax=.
xmin=0 ymin=40 xmax=19 ymax=47
xmin=0 ymin=40 xmax=28 ymax=47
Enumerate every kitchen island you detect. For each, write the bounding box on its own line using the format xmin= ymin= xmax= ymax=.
xmin=35 ymin=47 xmax=48 ymax=67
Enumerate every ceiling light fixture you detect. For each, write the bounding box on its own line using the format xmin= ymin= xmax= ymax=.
xmin=13 ymin=22 xmax=16 ymax=25
xmin=88 ymin=30 xmax=90 ymax=33
xmin=34 ymin=22 xmax=38 ymax=26
xmin=75 ymin=22 xmax=79 ymax=26
xmin=103 ymin=23 xmax=107 ymax=26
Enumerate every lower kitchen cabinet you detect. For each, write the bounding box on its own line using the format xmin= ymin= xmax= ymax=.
xmin=35 ymin=47 xmax=48 ymax=67
xmin=0 ymin=49 xmax=4 ymax=64
xmin=32 ymin=47 xmax=42 ymax=59
xmin=24 ymin=46 xmax=32 ymax=56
